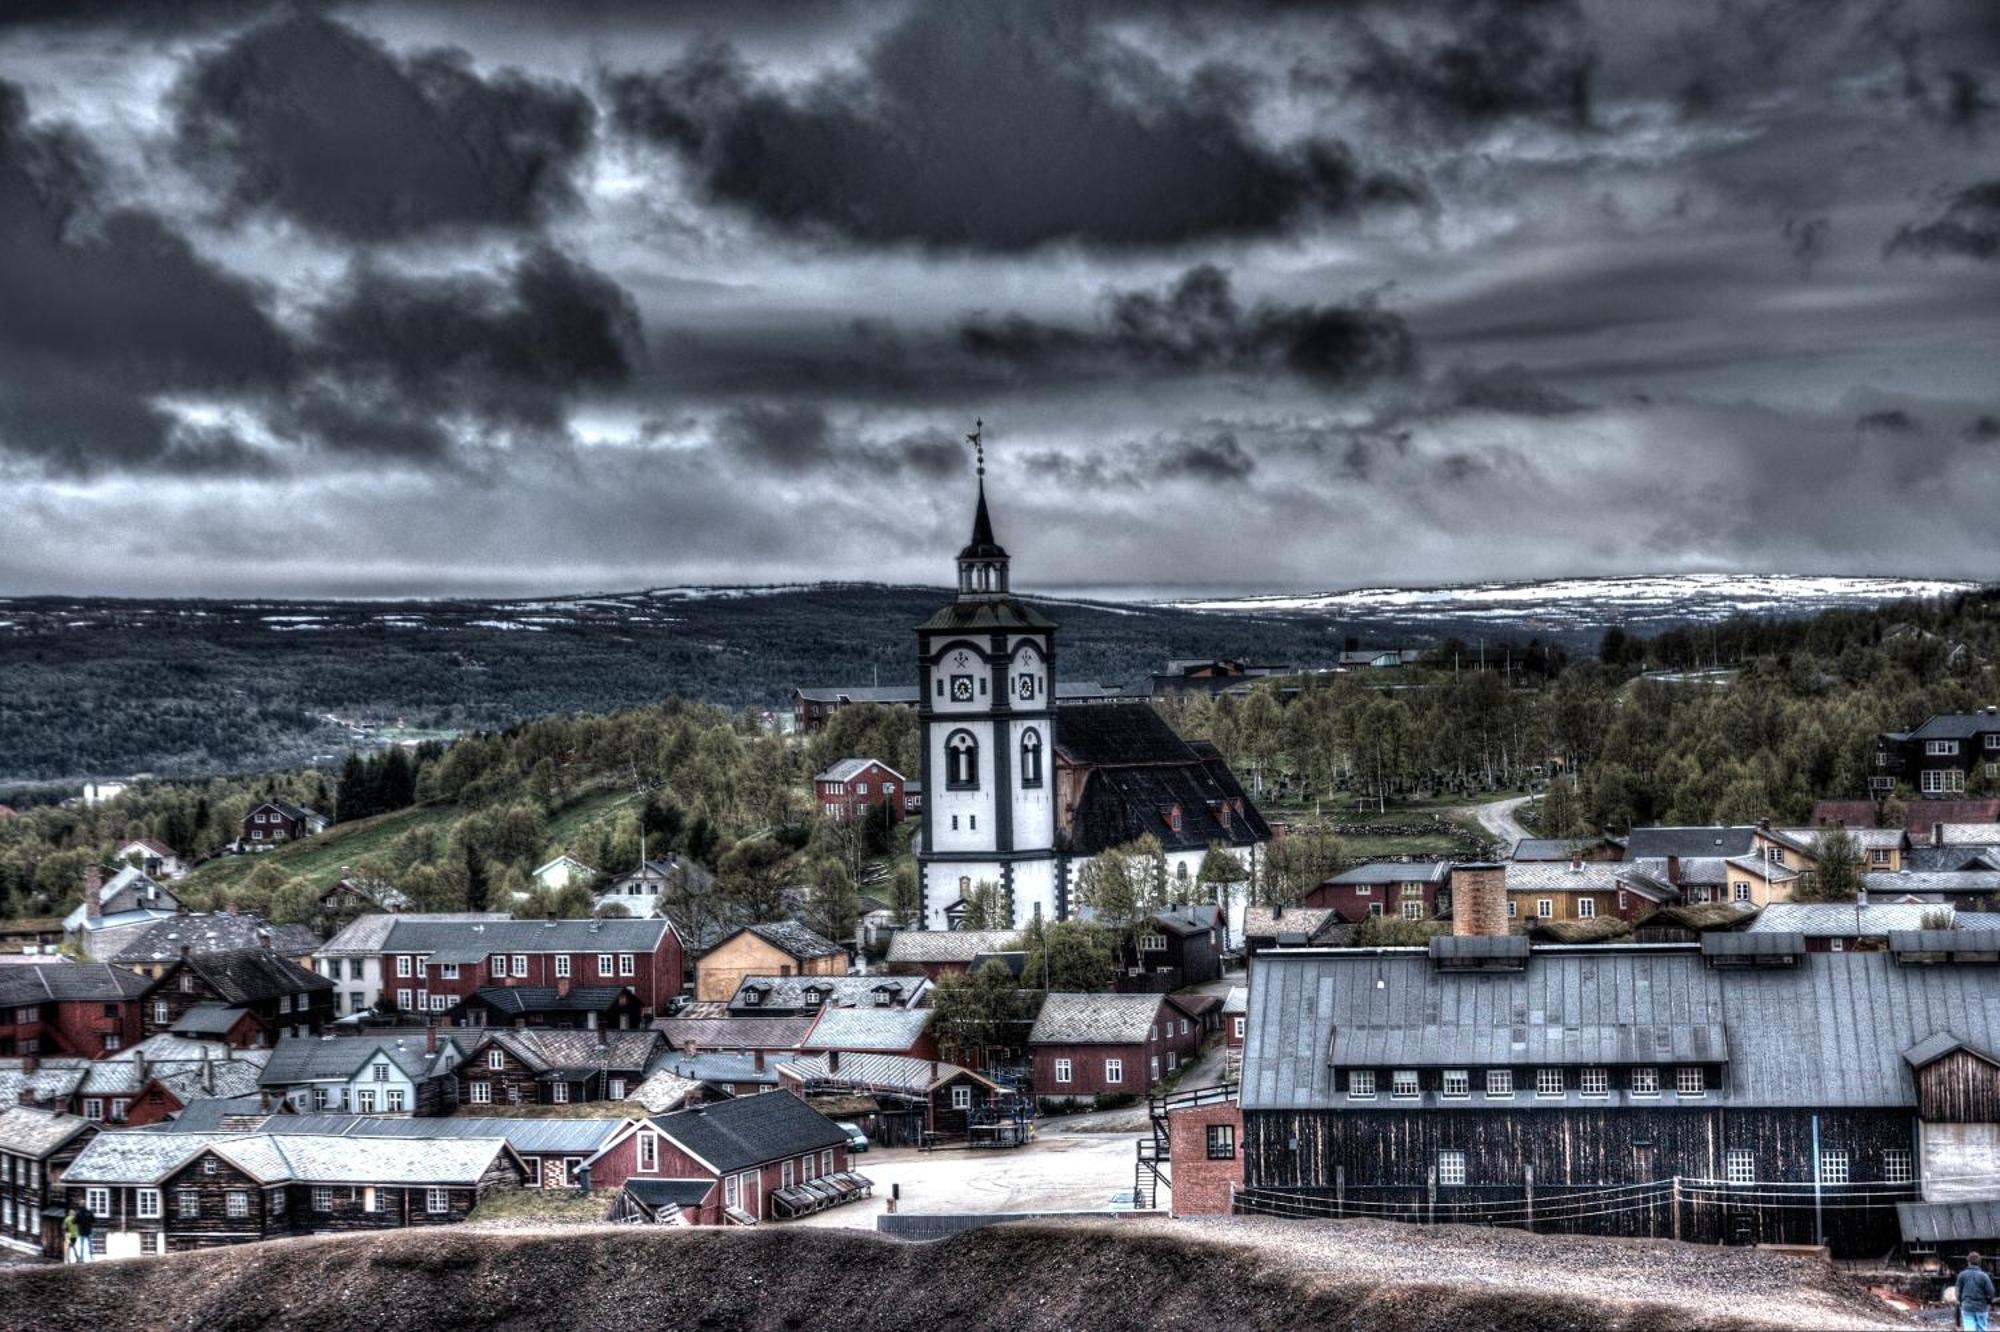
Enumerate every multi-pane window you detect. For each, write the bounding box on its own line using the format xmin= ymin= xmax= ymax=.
xmin=1883 ymin=1149 xmax=1914 ymax=1184
xmin=177 ymin=1190 xmax=199 ymax=1219
xmin=1441 ymin=1069 xmax=1470 ymax=1099
xmin=490 ymin=956 xmax=507 ymax=978
xmin=639 ymin=1135 xmax=658 ymax=1172
xmin=396 ymin=956 xmax=412 ymax=977
xmin=313 ymin=1186 xmax=335 ymax=1212
xmin=1579 ymin=1067 xmax=1609 ymax=1098
xmin=488 ymin=1049 xmax=506 ymax=1070
xmin=552 ymin=1082 xmax=571 ymax=1103
xmin=373 ymin=1061 xmax=391 ymax=1082
xmin=1726 ymin=1149 xmax=1755 ymax=1185
xmin=1537 ymin=899 xmax=1554 ymax=918
xmin=1485 ymin=1069 xmax=1513 ymax=1098
xmin=555 ymin=956 xmax=571 ymax=979
xmin=619 ymin=955 xmax=635 ymax=977
xmin=598 ymin=954 xmax=613 ymax=976
xmin=136 ymin=1189 xmax=160 ymax=1219
xmin=85 ymin=1187 xmax=110 ymax=1217
xmin=1206 ymin=1125 xmax=1236 ymax=1160
xmin=511 ymin=955 xmax=528 ymax=978
xmin=1437 ymin=1151 xmax=1468 ymax=1186
xmin=1733 ymin=882 xmax=1753 ymax=903
xmin=951 ymin=1085 xmax=973 ymax=1110
xmin=1577 ymin=898 xmax=1596 ymax=919
xmin=1536 ymin=1068 xmax=1564 ymax=1098
xmin=469 ymin=1081 xmax=492 ymax=1104
xmin=427 ymin=1188 xmax=450 ymax=1214
xmin=1104 ymin=1059 xmax=1123 ymax=1084
xmin=1391 ymin=1069 xmax=1420 ymax=1099
xmin=1676 ymin=1067 xmax=1706 ymax=1097
xmin=386 ymin=1089 xmax=406 ymax=1113
xmin=1054 ymin=1059 xmax=1072 ymax=1083
xmin=1820 ymin=1150 xmax=1850 ymax=1184
xmin=1630 ymin=1067 xmax=1659 ymax=1097
xmin=1402 ymin=902 xmax=1425 ymax=920
xmin=1349 ymin=1070 xmax=1377 ymax=1099
xmin=226 ymin=1191 xmax=250 ymax=1218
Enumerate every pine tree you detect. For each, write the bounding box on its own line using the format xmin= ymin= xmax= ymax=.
xmin=463 ymin=843 xmax=490 ymax=912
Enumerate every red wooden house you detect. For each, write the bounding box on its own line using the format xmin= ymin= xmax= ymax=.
xmin=812 ymin=759 xmax=909 ymax=824
xmin=380 ymin=918 xmax=685 ymax=1018
xmin=0 ymin=963 xmax=149 ymax=1057
xmin=591 ymin=1092 xmax=865 ymax=1224
xmin=1028 ymin=992 xmax=1202 ymax=1102
xmin=1305 ymin=862 xmax=1452 ymax=923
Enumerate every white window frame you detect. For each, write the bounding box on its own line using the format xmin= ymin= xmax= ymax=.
xmin=427 ymin=1187 xmax=450 ymax=1214
xmin=1391 ymin=1069 xmax=1420 ymax=1100
xmin=226 ymin=1190 xmax=250 ymax=1219
xmin=1441 ymin=1069 xmax=1470 ymax=1099
xmin=1349 ymin=1070 xmax=1377 ymax=1099
xmin=1577 ymin=898 xmax=1596 ymax=919
xmin=1401 ymin=901 xmax=1424 ymax=921
xmin=1927 ymin=739 xmax=1959 ymax=756
xmin=639 ymin=1134 xmax=658 ymax=1173
xmin=136 ymin=1188 xmax=160 ymax=1219
xmin=490 ymin=956 xmax=507 ymax=979
xmin=1819 ymin=1150 xmax=1849 ymax=1185
xmin=552 ymin=1081 xmax=571 ymax=1104
xmin=1676 ymin=1066 xmax=1706 ymax=1097
xmin=469 ymin=1081 xmax=492 ymax=1104
xmin=1535 ymin=1068 xmax=1563 ymax=1098
xmin=1630 ymin=1067 xmax=1659 ymax=1098
xmin=312 ymin=1185 xmax=335 ymax=1213
xmin=1883 ymin=1148 xmax=1914 ymax=1185
xmin=1579 ymin=1066 xmax=1609 ymax=1098
xmin=85 ymin=1186 xmax=110 ymax=1218
xmin=1505 ymin=900 xmax=1517 ymax=918
xmin=1725 ymin=1149 xmax=1755 ymax=1185
xmin=177 ymin=1189 xmax=199 ymax=1219
xmin=1436 ymin=1151 xmax=1467 ymax=1187
xmin=598 ymin=954 xmax=613 ymax=976
xmin=1485 ymin=1069 xmax=1512 ymax=1098
xmin=951 ymin=1085 xmax=973 ymax=1110
xmin=386 ymin=1088 xmax=406 ymax=1112
xmin=619 ymin=954 xmax=635 ymax=977
xmin=1733 ymin=881 xmax=1753 ymax=903
xmin=488 ymin=1048 xmax=506 ymax=1070
xmin=441 ymin=963 xmax=459 ymax=980
xmin=1054 ymin=1058 xmax=1072 ymax=1084
xmin=1536 ymin=899 xmax=1553 ymax=919
xmin=1103 ymin=1058 xmax=1123 ymax=1085
xmin=511 ymin=954 xmax=528 ymax=978
xmin=555 ymin=955 xmax=571 ymax=979
xmin=396 ymin=988 xmax=413 ymax=1010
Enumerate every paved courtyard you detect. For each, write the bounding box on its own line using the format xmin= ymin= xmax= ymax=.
xmin=791 ymin=1131 xmax=1140 ymax=1228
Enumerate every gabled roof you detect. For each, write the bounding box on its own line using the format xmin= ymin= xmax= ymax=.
xmin=647 ymin=1091 xmax=848 ymax=1174
xmin=477 ymin=1028 xmax=661 ymax=1075
xmin=1328 ymin=862 xmax=1451 ymax=886
xmin=1903 ymin=800 xmax=2000 ymax=834
xmin=1066 ymin=760 xmax=1264 ymax=854
xmin=733 ymin=921 xmax=844 ymax=961
xmin=1622 ymin=826 xmax=1760 ymax=859
xmin=251 ymin=1114 xmax=626 ymax=1155
xmin=1775 ymin=827 xmax=1907 ymax=852
xmin=777 ymin=1052 xmax=996 ymax=1096
xmin=653 ymin=1014 xmax=818 ymax=1052
xmin=1902 ymin=1031 xmax=1999 ymax=1070
xmin=154 ymin=946 xmax=333 ymax=1003
xmin=1900 ymin=713 xmax=2000 ymax=741
xmin=1030 ymin=992 xmax=1170 ymax=1045
xmin=886 ymin=930 xmax=1021 ymax=964
xmin=1505 ymin=861 xmax=1625 ymax=892
xmin=1510 ymin=837 xmax=1617 ymax=862
xmin=1221 ymin=984 xmax=1247 ymax=1015
xmin=380 ymin=917 xmax=672 ymax=958
xmin=64 ymin=1130 xmax=516 ymax=1187
xmin=1242 ymin=905 xmax=1339 ymax=942
xmin=260 ymin=1032 xmax=459 ymax=1086
xmin=1747 ymin=903 xmax=1946 ymax=936
xmin=799 ymin=1006 xmax=932 ymax=1053
xmin=0 ymin=961 xmax=150 ymax=1007
xmin=112 ymin=914 xmax=322 ymax=965
xmin=653 ymin=1051 xmax=781 ymax=1087
xmin=815 ymin=757 xmax=904 ymax=784
xmin=459 ymin=985 xmax=637 ymax=1016
xmin=168 ymin=1004 xmax=252 ymax=1036
xmin=0 ymin=1105 xmax=95 ymax=1157
xmin=317 ymin=912 xmax=512 ymax=956
xmin=1938 ymin=823 xmax=2000 ymax=846
xmin=727 ymin=973 xmax=926 ymax=1014
xmin=1052 ymin=702 xmax=1196 ymax=767
xmin=1865 ymin=869 xmax=2000 ymax=896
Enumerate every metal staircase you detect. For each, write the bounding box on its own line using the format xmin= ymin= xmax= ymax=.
xmin=1133 ymin=1081 xmax=1238 ymax=1212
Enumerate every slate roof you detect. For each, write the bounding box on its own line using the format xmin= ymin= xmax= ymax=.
xmin=1222 ymin=984 xmax=1248 ymax=1015
xmin=64 ymin=1131 xmax=514 ymax=1187
xmin=112 ymin=915 xmax=323 ymax=965
xmin=1623 ymin=826 xmax=1762 ymax=859
xmin=460 ymin=985 xmax=636 ymax=1016
xmin=63 ymin=867 xmax=182 ymax=931
xmin=259 ymin=1032 xmax=459 ymax=1086
xmin=169 ymin=1004 xmax=251 ymax=1035
xmin=1904 ymin=800 xmax=2000 ymax=834
xmin=381 ymin=917 xmax=672 ymax=959
xmin=79 ymin=1037 xmax=271 ymax=1100
xmin=1243 ymin=905 xmax=1340 ymax=943
xmin=1509 ymin=837 xmax=1622 ymax=862
xmin=653 ymin=1052 xmax=781 ymax=1087
xmin=777 ymin=1052 xmax=994 ymax=1095
xmin=0 ymin=1105 xmax=94 ymax=1157
xmin=916 ymin=598 xmax=1057 ymax=633
xmin=1029 ymin=992 xmax=1170 ymax=1045
xmin=1240 ymin=945 xmax=2000 ymax=1112
xmin=482 ymin=1028 xmax=661 ymax=1075
xmin=1775 ymin=827 xmax=1907 ymax=852
xmin=623 ymin=1069 xmax=703 ymax=1114
xmin=727 ymin=973 xmax=927 ymax=1014
xmin=1808 ymin=801 xmax=1881 ymax=829
xmin=886 ymin=929 xmax=1022 ymax=964
xmin=1505 ymin=862 xmax=1627 ymax=892
xmin=0 ymin=962 xmax=150 ymax=1007
xmin=1863 ymin=869 xmax=2000 ymax=898
xmin=738 ymin=921 xmax=844 ymax=961
xmin=318 ymin=912 xmax=510 ymax=956
xmin=799 ymin=1007 xmax=933 ymax=1053
xmin=653 ymin=1014 xmax=817 ymax=1052
xmin=1746 ymin=903 xmax=1949 ymax=936
xmin=163 ymin=946 xmax=333 ymax=1002
xmin=1899 ymin=713 xmax=2000 ymax=741
xmin=1939 ymin=824 xmax=2000 ymax=846
xmin=648 ymin=1091 xmax=848 ymax=1173
xmin=1329 ymin=862 xmax=1452 ymax=886
xmin=0 ymin=1058 xmax=91 ymax=1107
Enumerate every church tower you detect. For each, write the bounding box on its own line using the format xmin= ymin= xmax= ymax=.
xmin=915 ymin=422 xmax=1060 ymax=930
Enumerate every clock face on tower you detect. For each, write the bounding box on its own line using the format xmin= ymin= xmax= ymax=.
xmin=951 ymin=675 xmax=974 ymax=701
xmin=1016 ymin=672 xmax=1037 ymax=700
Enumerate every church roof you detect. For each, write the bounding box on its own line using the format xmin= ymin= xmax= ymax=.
xmin=957 ymin=480 xmax=1008 ymax=561
xmin=917 ymin=599 xmax=1056 ymax=632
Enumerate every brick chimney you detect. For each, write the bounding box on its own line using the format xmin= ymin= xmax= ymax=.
xmin=1450 ymin=864 xmax=1509 ymax=938
xmin=83 ymin=864 xmax=105 ymax=922
xmin=1666 ymin=855 xmax=1681 ymax=885
xmin=754 ymin=1049 xmax=767 ymax=1072
xmin=426 ymin=1023 xmax=439 ymax=1054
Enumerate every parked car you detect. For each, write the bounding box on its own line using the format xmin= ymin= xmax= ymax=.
xmin=836 ymin=1121 xmax=869 ymax=1152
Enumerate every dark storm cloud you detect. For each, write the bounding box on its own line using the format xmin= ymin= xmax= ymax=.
xmin=713 ymin=404 xmax=971 ymax=479
xmin=1782 ymin=216 xmax=1830 ymax=274
xmin=1887 ymin=182 xmax=2000 ymax=260
xmin=1342 ymin=0 xmax=1593 ymax=132
xmin=607 ymin=5 xmax=1415 ymax=250
xmin=1438 ymin=363 xmax=1584 ymax=416
xmin=961 ymin=265 xmax=1417 ymax=388
xmin=174 ymin=14 xmax=595 ymax=240
xmin=0 ymin=81 xmax=292 ymax=474
xmin=1964 ymin=415 xmax=2000 ymax=442
xmin=1857 ymin=408 xmax=1918 ymax=433
xmin=1159 ymin=431 xmax=1258 ymax=482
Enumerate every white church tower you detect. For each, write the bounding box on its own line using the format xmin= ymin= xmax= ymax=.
xmin=915 ymin=422 xmax=1060 ymax=930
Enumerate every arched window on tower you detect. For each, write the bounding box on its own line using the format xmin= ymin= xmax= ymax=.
xmin=946 ymin=730 xmax=980 ymax=790
xmin=1020 ymin=728 xmax=1043 ymax=788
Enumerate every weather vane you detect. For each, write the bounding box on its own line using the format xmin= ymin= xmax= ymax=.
xmin=968 ymin=417 xmax=984 ymax=477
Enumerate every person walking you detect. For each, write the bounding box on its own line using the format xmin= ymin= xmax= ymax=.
xmin=72 ymin=1201 xmax=95 ymax=1264
xmin=60 ymin=1205 xmax=81 ymax=1264
xmin=1958 ymin=1252 xmax=1996 ymax=1332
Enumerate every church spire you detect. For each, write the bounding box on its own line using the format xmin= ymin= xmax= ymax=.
xmin=956 ymin=418 xmax=1009 ymax=598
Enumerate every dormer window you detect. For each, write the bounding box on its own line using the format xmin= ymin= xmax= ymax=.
xmin=874 ymin=990 xmax=892 ymax=1007
xmin=744 ymin=989 xmax=761 ymax=1007
xmin=803 ymin=989 xmax=823 ymax=1007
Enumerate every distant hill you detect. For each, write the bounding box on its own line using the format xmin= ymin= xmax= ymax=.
xmin=3 ymin=575 xmax=1979 ymax=786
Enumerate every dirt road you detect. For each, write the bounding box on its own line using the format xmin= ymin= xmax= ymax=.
xmin=1465 ymin=793 xmax=1534 ymax=850
xmin=790 ymin=1131 xmax=1137 ymax=1227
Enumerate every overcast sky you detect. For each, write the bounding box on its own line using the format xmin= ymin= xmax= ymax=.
xmin=2 ymin=0 xmax=1997 ymax=599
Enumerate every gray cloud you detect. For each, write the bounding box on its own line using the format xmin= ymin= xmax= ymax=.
xmin=175 ymin=14 xmax=595 ymax=240
xmin=607 ymin=5 xmax=1416 ymax=250
xmin=1343 ymin=0 xmax=1594 ymax=133
xmin=1888 ymin=182 xmax=2000 ymax=261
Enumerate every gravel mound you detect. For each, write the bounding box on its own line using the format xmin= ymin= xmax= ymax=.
xmin=0 ymin=1215 xmax=1911 ymax=1332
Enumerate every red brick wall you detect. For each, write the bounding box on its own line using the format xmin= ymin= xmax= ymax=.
xmin=1168 ymin=1102 xmax=1243 ymax=1217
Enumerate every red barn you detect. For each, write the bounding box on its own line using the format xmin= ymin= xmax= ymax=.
xmin=813 ymin=759 xmax=909 ymax=823
xmin=591 ymin=1092 xmax=866 ymax=1224
xmin=0 ymin=964 xmax=149 ymax=1057
xmin=1028 ymin=992 xmax=1201 ymax=1102
xmin=380 ymin=918 xmax=685 ymax=1018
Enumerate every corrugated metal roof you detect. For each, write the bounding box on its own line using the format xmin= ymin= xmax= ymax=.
xmin=1746 ymin=904 xmax=1944 ymax=936
xmin=1241 ymin=947 xmax=2000 ymax=1112
xmin=1899 ymin=1200 xmax=2000 ymax=1243
xmin=1329 ymin=1021 xmax=1728 ymax=1067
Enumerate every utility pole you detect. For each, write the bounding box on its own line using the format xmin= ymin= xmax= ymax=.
xmin=1811 ymin=1114 xmax=1824 ymax=1247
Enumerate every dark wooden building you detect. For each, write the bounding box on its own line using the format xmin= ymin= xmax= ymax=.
xmin=453 ymin=1028 xmax=661 ymax=1107
xmin=0 ymin=1106 xmax=98 ymax=1259
xmin=1113 ymin=905 xmax=1223 ymax=991
xmin=0 ymin=963 xmax=149 ymax=1058
xmin=141 ymin=947 xmax=336 ymax=1048
xmin=449 ymin=983 xmax=647 ymax=1030
xmin=1211 ymin=931 xmax=2000 ymax=1258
